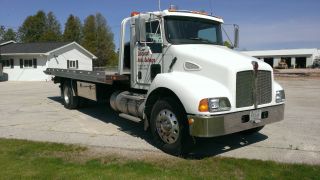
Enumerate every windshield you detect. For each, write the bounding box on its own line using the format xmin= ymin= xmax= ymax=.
xmin=164 ymin=16 xmax=223 ymax=45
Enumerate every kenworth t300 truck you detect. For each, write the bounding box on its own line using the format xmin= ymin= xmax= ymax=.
xmin=45 ymin=9 xmax=285 ymax=155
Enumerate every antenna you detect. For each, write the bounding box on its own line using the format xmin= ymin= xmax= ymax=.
xmin=209 ymin=0 xmax=214 ymax=15
xmin=158 ymin=0 xmax=161 ymax=11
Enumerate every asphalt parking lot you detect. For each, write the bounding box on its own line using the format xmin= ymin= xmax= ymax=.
xmin=0 ymin=77 xmax=319 ymax=164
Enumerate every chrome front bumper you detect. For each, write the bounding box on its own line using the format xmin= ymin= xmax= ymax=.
xmin=188 ymin=104 xmax=284 ymax=137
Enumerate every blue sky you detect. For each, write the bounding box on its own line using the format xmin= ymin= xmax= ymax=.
xmin=0 ymin=0 xmax=319 ymax=50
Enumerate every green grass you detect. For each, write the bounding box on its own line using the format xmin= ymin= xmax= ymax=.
xmin=0 ymin=138 xmax=319 ymax=179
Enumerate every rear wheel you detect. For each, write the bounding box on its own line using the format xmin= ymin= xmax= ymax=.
xmin=62 ymin=81 xmax=79 ymax=109
xmin=150 ymin=97 xmax=192 ymax=156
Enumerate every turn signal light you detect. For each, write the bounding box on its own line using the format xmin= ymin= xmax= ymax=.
xmin=198 ymin=99 xmax=209 ymax=112
xmin=188 ymin=118 xmax=194 ymax=125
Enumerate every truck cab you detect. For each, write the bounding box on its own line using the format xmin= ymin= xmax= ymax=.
xmin=117 ymin=9 xmax=285 ymax=154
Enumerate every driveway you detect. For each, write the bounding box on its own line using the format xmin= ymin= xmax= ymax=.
xmin=0 ymin=78 xmax=319 ymax=164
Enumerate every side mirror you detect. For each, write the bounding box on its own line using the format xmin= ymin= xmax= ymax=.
xmin=233 ymin=24 xmax=239 ymax=48
xmin=135 ymin=17 xmax=146 ymax=43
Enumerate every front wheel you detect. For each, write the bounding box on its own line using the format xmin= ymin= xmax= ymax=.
xmin=150 ymin=98 xmax=192 ymax=156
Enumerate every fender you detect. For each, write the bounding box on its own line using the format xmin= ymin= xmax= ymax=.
xmin=147 ymin=72 xmax=232 ymax=115
xmin=274 ymin=81 xmax=284 ymax=92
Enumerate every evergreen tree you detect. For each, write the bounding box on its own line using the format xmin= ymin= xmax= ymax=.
xmin=41 ymin=12 xmax=62 ymax=41
xmin=224 ymin=41 xmax=232 ymax=48
xmin=18 ymin=11 xmax=47 ymax=42
xmin=2 ymin=28 xmax=17 ymax=41
xmin=63 ymin=15 xmax=82 ymax=43
xmin=82 ymin=13 xmax=117 ymax=67
xmin=0 ymin=26 xmax=5 ymax=40
xmin=82 ymin=15 xmax=97 ymax=60
xmin=18 ymin=11 xmax=61 ymax=42
xmin=95 ymin=13 xmax=117 ymax=66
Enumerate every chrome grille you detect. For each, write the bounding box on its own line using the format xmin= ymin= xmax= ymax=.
xmin=236 ymin=71 xmax=254 ymax=108
xmin=236 ymin=70 xmax=272 ymax=108
xmin=257 ymin=71 xmax=272 ymax=105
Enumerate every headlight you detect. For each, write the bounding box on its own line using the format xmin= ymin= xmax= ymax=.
xmin=276 ymin=90 xmax=285 ymax=103
xmin=198 ymin=97 xmax=231 ymax=112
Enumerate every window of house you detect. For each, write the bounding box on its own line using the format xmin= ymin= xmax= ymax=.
xmin=20 ymin=59 xmax=37 ymax=69
xmin=2 ymin=59 xmax=14 ymax=68
xmin=24 ymin=60 xmax=33 ymax=68
xmin=67 ymin=60 xmax=79 ymax=69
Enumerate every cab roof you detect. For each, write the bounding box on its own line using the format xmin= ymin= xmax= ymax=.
xmin=139 ymin=10 xmax=224 ymax=23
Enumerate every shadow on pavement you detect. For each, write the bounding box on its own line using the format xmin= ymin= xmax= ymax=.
xmin=48 ymin=96 xmax=150 ymax=140
xmin=48 ymin=96 xmax=268 ymax=159
xmin=186 ymin=133 xmax=268 ymax=159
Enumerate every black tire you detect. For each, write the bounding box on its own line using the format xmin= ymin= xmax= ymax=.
xmin=241 ymin=126 xmax=264 ymax=135
xmin=150 ymin=97 xmax=192 ymax=156
xmin=62 ymin=80 xmax=79 ymax=109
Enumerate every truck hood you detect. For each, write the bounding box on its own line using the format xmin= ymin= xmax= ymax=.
xmin=169 ymin=44 xmax=272 ymax=72
xmin=166 ymin=44 xmax=273 ymax=93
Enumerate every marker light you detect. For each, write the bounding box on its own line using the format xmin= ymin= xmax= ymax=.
xmin=198 ymin=99 xmax=209 ymax=112
xmin=168 ymin=4 xmax=178 ymax=11
xmin=191 ymin=11 xmax=208 ymax=15
xmin=131 ymin=12 xmax=140 ymax=17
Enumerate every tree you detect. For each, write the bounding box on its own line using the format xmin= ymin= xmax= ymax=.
xmin=82 ymin=15 xmax=97 ymax=57
xmin=41 ymin=12 xmax=62 ymax=41
xmin=18 ymin=11 xmax=47 ymax=42
xmin=95 ymin=13 xmax=117 ymax=66
xmin=63 ymin=15 xmax=82 ymax=43
xmin=0 ymin=25 xmax=17 ymax=42
xmin=82 ymin=13 xmax=117 ymax=67
xmin=0 ymin=26 xmax=5 ymax=40
xmin=18 ymin=11 xmax=61 ymax=42
xmin=2 ymin=28 xmax=17 ymax=41
xmin=224 ymin=41 xmax=232 ymax=48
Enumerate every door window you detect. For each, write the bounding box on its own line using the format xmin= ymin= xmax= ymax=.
xmin=145 ymin=21 xmax=162 ymax=53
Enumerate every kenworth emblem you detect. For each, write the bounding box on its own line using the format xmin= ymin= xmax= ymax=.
xmin=252 ymin=61 xmax=259 ymax=109
xmin=252 ymin=61 xmax=259 ymax=73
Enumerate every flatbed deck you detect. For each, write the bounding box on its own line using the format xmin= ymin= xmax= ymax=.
xmin=44 ymin=68 xmax=129 ymax=85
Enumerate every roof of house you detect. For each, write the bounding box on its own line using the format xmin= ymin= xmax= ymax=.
xmin=0 ymin=41 xmax=97 ymax=59
xmin=0 ymin=42 xmax=70 ymax=54
xmin=0 ymin=40 xmax=16 ymax=46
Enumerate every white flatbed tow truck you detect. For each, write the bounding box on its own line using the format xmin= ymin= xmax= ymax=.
xmin=45 ymin=8 xmax=285 ymax=155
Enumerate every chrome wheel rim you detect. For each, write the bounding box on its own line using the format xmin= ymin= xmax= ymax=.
xmin=64 ymin=86 xmax=70 ymax=104
xmin=156 ymin=109 xmax=180 ymax=144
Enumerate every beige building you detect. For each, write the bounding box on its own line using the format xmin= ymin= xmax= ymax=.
xmin=242 ymin=48 xmax=320 ymax=68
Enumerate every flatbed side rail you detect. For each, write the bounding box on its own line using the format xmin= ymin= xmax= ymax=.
xmin=44 ymin=68 xmax=129 ymax=85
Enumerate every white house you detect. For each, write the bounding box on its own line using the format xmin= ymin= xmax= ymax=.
xmin=242 ymin=48 xmax=320 ymax=68
xmin=0 ymin=41 xmax=97 ymax=81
